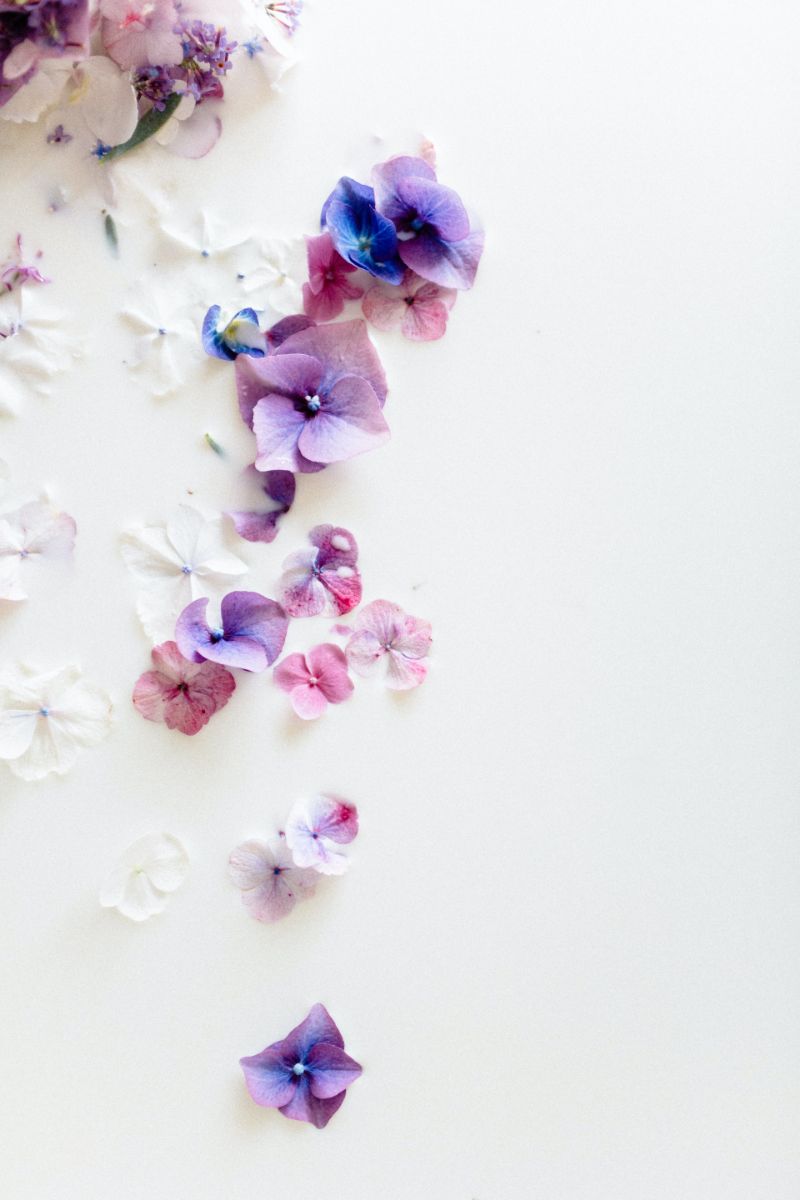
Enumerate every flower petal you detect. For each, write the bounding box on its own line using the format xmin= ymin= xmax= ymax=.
xmin=306 ymin=1043 xmax=363 ymax=1099
xmin=297 ymin=377 xmax=389 ymax=465
xmin=240 ymin=1050 xmax=297 ymax=1108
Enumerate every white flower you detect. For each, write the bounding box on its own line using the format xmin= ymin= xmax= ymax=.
xmin=119 ymin=276 xmax=200 ymax=398
xmin=0 ymin=288 xmax=81 ymax=415
xmin=285 ymin=794 xmax=359 ymax=876
xmin=99 ymin=833 xmax=189 ymax=922
xmin=0 ymin=664 xmax=112 ymax=781
xmin=120 ymin=504 xmax=248 ymax=642
xmin=0 ymin=500 xmax=76 ymax=602
xmin=237 ymin=236 xmax=305 ymax=316
xmin=0 ymin=59 xmax=72 ymax=124
xmin=56 ymin=56 xmax=139 ymax=149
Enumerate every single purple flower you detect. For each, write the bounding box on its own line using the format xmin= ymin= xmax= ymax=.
xmin=175 ymin=590 xmax=288 ymax=672
xmin=227 ymin=469 xmax=295 ymax=544
xmin=240 ymin=1003 xmax=362 ymax=1129
xmin=235 ymin=319 xmax=389 ymax=474
xmin=372 ymin=156 xmax=484 ymax=291
xmin=321 ymin=177 xmax=404 ymax=284
xmin=202 ymin=304 xmax=265 ymax=361
xmin=46 ymin=122 xmax=72 ymax=144
xmin=278 ymin=525 xmax=361 ymax=617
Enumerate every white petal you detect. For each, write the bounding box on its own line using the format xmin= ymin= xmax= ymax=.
xmin=99 ymin=834 xmax=188 ymax=921
xmin=75 ymin=56 xmax=139 ymax=146
xmin=135 ymin=574 xmax=193 ymax=642
xmin=0 ymin=60 xmax=70 ymax=123
xmin=165 ymin=505 xmax=207 ymax=565
xmin=107 ymin=870 xmax=169 ymax=922
xmin=120 ymin=526 xmax=182 ymax=580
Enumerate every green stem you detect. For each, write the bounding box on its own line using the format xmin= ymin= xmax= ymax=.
xmin=102 ymin=94 xmax=182 ymax=163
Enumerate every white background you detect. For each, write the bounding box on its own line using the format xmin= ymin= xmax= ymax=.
xmin=1 ymin=1 xmax=799 ymax=1196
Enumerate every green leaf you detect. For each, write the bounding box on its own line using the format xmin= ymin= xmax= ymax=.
xmin=102 ymin=94 xmax=182 ymax=163
xmin=103 ymin=213 xmax=119 ymax=258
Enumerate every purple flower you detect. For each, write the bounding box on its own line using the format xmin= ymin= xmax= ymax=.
xmin=202 ymin=305 xmax=265 ymax=361
xmin=0 ymin=235 xmax=49 ymax=294
xmin=227 ymin=469 xmax=295 ymax=544
xmin=235 ymin=319 xmax=389 ymax=474
xmin=132 ymin=640 xmax=235 ymax=735
xmin=175 ymin=18 xmax=237 ymax=102
xmin=175 ymin=590 xmax=288 ymax=672
xmin=278 ymin=524 xmax=361 ymax=617
xmin=273 ymin=643 xmax=354 ymax=720
xmin=240 ymin=1003 xmax=362 ymax=1129
xmin=46 ymin=122 xmax=72 ymax=144
xmin=321 ymin=177 xmax=404 ymax=283
xmin=372 ymin=155 xmax=484 ymax=290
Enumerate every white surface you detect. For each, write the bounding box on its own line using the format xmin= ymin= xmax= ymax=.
xmin=1 ymin=2 xmax=799 ymax=1197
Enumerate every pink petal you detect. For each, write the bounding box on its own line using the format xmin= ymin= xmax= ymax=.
xmin=253 ymin=397 xmax=307 ymax=472
xmin=386 ymin=652 xmax=429 ymax=690
xmin=307 ymin=643 xmax=353 ymax=703
xmin=289 ymin=684 xmax=329 ymax=720
xmin=297 ymin=377 xmax=389 ymax=465
xmin=401 ymin=295 xmax=453 ymax=341
xmin=167 ymin=106 xmax=222 ymax=159
xmin=274 ymin=653 xmax=312 ymax=693
xmin=344 ymin=629 xmax=383 ymax=677
xmin=361 ymin=284 xmax=404 ymax=333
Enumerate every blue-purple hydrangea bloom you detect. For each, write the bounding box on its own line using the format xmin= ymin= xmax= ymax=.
xmin=175 ymin=590 xmax=288 ymax=672
xmin=202 ymin=305 xmax=265 ymax=361
xmin=240 ymin=1003 xmax=362 ymax=1129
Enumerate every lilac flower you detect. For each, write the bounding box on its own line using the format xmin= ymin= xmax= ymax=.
xmin=321 ymin=177 xmax=404 ymax=283
xmin=362 ymin=269 xmax=456 ymax=341
xmin=278 ymin=525 xmax=361 ymax=617
xmin=174 ymin=19 xmax=237 ymax=103
xmin=132 ymin=640 xmax=235 ymax=736
xmin=345 ymin=599 xmax=432 ymax=690
xmin=227 ymin=469 xmax=295 ymax=544
xmin=175 ymin=590 xmax=288 ymax=672
xmin=372 ymin=155 xmax=484 ymax=290
xmin=228 ymin=836 xmax=317 ymax=923
xmin=285 ymin=794 xmax=358 ymax=875
xmin=46 ymin=122 xmax=71 ymax=144
xmin=235 ymin=319 xmax=389 ymax=474
xmin=302 ymin=231 xmax=363 ymax=323
xmin=264 ymin=1 xmax=303 ymax=38
xmin=0 ymin=235 xmax=49 ymax=295
xmin=240 ymin=1003 xmax=362 ymax=1129
xmin=99 ymin=0 xmax=182 ymax=71
xmin=274 ymin=643 xmax=353 ymax=720
xmin=202 ymin=304 xmax=265 ymax=361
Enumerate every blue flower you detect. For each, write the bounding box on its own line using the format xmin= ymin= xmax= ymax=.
xmin=321 ymin=177 xmax=404 ymax=284
xmin=201 ymin=305 xmax=266 ymax=361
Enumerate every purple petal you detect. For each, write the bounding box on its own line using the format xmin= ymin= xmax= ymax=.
xmin=372 ymin=155 xmax=437 ymax=221
xmin=275 ymin=319 xmax=388 ymax=406
xmin=240 ymin=1049 xmax=297 ymax=1108
xmin=221 ymin=591 xmax=288 ymax=668
xmin=298 ymin=377 xmax=389 ymax=465
xmin=252 ymin=397 xmax=307 ymax=472
xmin=227 ymin=470 xmax=295 ymax=544
xmin=396 ymin=176 xmax=470 ymax=241
xmin=307 ymin=794 xmax=359 ymax=844
xmin=235 ymin=352 xmax=323 ymax=428
xmin=278 ymin=1074 xmax=346 ymax=1128
xmin=266 ymin=314 xmax=316 ymax=350
xmin=399 ymin=228 xmax=484 ymax=291
xmin=174 ymin=596 xmax=215 ymax=663
xmin=306 ymin=1043 xmax=363 ymax=1099
xmin=280 ymin=1003 xmax=345 ymax=1059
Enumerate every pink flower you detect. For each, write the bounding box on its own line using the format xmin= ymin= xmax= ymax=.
xmin=274 ymin=643 xmax=354 ymax=720
xmin=278 ymin=525 xmax=361 ymax=618
xmin=302 ymin=231 xmax=364 ymax=323
xmin=362 ymin=269 xmax=456 ymax=342
xmin=100 ymin=0 xmax=183 ymax=70
xmin=228 ymin=836 xmax=317 ymax=923
xmin=0 ymin=236 xmax=48 ymax=295
xmin=345 ymin=599 xmax=432 ymax=690
xmin=132 ymin=640 xmax=235 ymax=735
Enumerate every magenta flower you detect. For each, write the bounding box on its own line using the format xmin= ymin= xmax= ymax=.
xmin=285 ymin=794 xmax=359 ymax=874
xmin=302 ymin=232 xmax=364 ymax=323
xmin=99 ymin=0 xmax=183 ymax=70
xmin=132 ymin=640 xmax=235 ymax=735
xmin=278 ymin=524 xmax=361 ymax=618
xmin=175 ymin=590 xmax=288 ymax=672
xmin=235 ymin=320 xmax=389 ymax=474
xmin=345 ymin=599 xmax=432 ymax=690
xmin=228 ymin=836 xmax=317 ymax=923
xmin=372 ymin=155 xmax=484 ymax=291
xmin=362 ymin=269 xmax=456 ymax=341
xmin=227 ymin=469 xmax=295 ymax=544
xmin=240 ymin=1003 xmax=362 ymax=1129
xmin=274 ymin=643 xmax=353 ymax=720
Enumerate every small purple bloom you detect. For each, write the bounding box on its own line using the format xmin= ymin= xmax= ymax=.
xmin=321 ymin=177 xmax=404 ymax=284
xmin=372 ymin=155 xmax=484 ymax=291
xmin=202 ymin=304 xmax=265 ymax=361
xmin=235 ymin=319 xmax=389 ymax=474
xmin=46 ymin=123 xmax=72 ymax=145
xmin=227 ymin=469 xmax=295 ymax=544
xmin=240 ymin=1003 xmax=362 ymax=1129
xmin=175 ymin=590 xmax=288 ymax=672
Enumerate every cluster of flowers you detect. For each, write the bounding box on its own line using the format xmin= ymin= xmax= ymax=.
xmin=0 ymin=0 xmax=301 ymax=159
xmin=128 ymin=516 xmax=432 ymax=735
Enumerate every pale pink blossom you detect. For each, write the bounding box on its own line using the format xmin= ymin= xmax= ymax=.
xmin=132 ymin=641 xmax=236 ymax=736
xmin=274 ymin=643 xmax=353 ymax=720
xmin=362 ymin=269 xmax=456 ymax=341
xmin=345 ymin=599 xmax=432 ymax=690
xmin=100 ymin=0 xmax=183 ymax=70
xmin=228 ymin=836 xmax=317 ymax=923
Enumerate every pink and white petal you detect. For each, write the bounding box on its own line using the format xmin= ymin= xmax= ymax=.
xmin=242 ymin=876 xmax=299 ymax=923
xmin=311 ymin=794 xmax=359 ymax=844
xmin=361 ymin=284 xmax=404 ymax=332
xmin=278 ymin=548 xmax=327 ymax=617
xmin=320 ymin=566 xmax=362 ymax=615
xmin=166 ymin=105 xmax=222 ymax=159
xmin=394 ymin=618 xmax=433 ymax=659
xmin=344 ymin=629 xmax=384 ymax=677
xmin=353 ymin=599 xmax=404 ymax=643
xmin=228 ymin=840 xmax=272 ymax=890
xmin=132 ymin=669 xmax=169 ymax=722
xmin=77 ymin=56 xmax=139 ymax=146
xmin=289 ymin=684 xmax=329 ymax=721
xmin=385 ymin=650 xmax=429 ymax=691
xmin=401 ymin=296 xmax=452 ymax=341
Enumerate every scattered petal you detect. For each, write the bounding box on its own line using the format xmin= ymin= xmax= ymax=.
xmin=285 ymin=794 xmax=358 ymax=874
xmin=229 ymin=836 xmax=317 ymax=922
xmin=99 ymin=832 xmax=188 ymax=922
xmin=132 ymin=641 xmax=236 ymax=735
